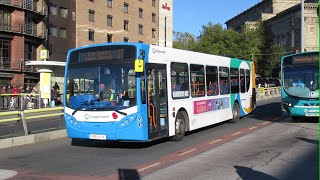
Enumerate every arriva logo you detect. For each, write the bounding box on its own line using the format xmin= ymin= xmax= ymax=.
xmin=303 ymin=109 xmax=319 ymax=113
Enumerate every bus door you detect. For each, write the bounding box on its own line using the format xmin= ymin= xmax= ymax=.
xmin=146 ymin=63 xmax=169 ymax=140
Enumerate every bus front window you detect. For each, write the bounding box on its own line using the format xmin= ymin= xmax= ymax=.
xmin=66 ymin=64 xmax=136 ymax=110
xmin=283 ymin=64 xmax=319 ymax=98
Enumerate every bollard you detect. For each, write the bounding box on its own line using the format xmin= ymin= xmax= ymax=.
xmin=14 ymin=111 xmax=28 ymax=136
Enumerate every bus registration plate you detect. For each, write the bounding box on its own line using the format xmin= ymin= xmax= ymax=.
xmin=89 ymin=134 xmax=107 ymax=140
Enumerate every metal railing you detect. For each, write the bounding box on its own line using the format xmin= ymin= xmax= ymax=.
xmin=0 ymin=0 xmax=48 ymax=16
xmin=20 ymin=59 xmax=38 ymax=72
xmin=0 ymin=57 xmax=11 ymax=70
xmin=0 ymin=22 xmax=48 ymax=39
xmin=0 ymin=93 xmax=41 ymax=110
xmin=256 ymin=86 xmax=281 ymax=100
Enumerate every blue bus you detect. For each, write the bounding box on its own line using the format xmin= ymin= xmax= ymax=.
xmin=281 ymin=51 xmax=319 ymax=119
xmin=64 ymin=43 xmax=256 ymax=142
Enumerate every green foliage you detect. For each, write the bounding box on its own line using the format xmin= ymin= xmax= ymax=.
xmin=172 ymin=21 xmax=285 ymax=77
xmin=173 ymin=31 xmax=196 ymax=51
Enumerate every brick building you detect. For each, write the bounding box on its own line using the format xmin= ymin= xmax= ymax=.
xmin=0 ymin=0 xmax=48 ymax=87
xmin=225 ymin=0 xmax=319 ymax=52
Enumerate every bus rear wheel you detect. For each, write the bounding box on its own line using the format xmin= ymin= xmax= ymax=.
xmin=230 ymin=102 xmax=240 ymax=123
xmin=171 ymin=112 xmax=186 ymax=141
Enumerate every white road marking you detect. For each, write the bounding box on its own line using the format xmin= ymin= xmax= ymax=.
xmin=0 ymin=169 xmax=17 ymax=180
xmin=178 ymin=149 xmax=197 ymax=156
xmin=138 ymin=162 xmax=161 ymax=172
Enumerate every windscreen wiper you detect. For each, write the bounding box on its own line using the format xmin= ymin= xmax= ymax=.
xmin=72 ymin=101 xmax=94 ymax=115
xmin=114 ymin=109 xmax=127 ymax=116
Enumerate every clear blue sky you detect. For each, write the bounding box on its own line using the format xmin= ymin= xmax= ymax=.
xmin=173 ymin=0 xmax=262 ymax=36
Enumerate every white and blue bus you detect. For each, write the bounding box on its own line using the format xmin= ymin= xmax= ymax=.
xmin=281 ymin=51 xmax=319 ymax=119
xmin=64 ymin=43 xmax=256 ymax=142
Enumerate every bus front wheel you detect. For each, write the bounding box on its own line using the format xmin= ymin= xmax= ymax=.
xmin=171 ymin=112 xmax=186 ymax=141
xmin=230 ymin=102 xmax=240 ymax=123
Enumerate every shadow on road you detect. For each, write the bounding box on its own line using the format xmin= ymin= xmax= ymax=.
xmin=118 ymin=169 xmax=140 ymax=180
xmin=248 ymin=102 xmax=282 ymax=122
xmin=295 ymin=137 xmax=318 ymax=145
xmin=71 ymin=138 xmax=169 ymax=149
xmin=234 ymin=165 xmax=279 ymax=180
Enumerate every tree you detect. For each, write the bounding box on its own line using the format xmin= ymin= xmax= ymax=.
xmin=173 ymin=31 xmax=196 ymax=51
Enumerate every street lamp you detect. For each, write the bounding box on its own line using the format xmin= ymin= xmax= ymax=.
xmin=301 ymin=0 xmax=305 ymax=52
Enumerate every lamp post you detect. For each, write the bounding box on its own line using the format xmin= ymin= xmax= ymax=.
xmin=301 ymin=0 xmax=305 ymax=52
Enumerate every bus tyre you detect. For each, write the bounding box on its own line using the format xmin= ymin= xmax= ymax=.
xmin=171 ymin=112 xmax=186 ymax=141
xmin=230 ymin=102 xmax=240 ymax=123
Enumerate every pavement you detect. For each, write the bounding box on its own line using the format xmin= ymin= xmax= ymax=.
xmin=141 ymin=117 xmax=318 ymax=180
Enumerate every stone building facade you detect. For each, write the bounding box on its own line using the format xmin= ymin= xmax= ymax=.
xmin=75 ymin=0 xmax=172 ymax=48
xmin=225 ymin=0 xmax=318 ymax=52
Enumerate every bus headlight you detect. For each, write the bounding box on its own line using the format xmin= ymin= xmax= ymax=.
xmin=282 ymin=101 xmax=293 ymax=107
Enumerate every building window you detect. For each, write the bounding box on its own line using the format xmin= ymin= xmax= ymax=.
xmin=107 ymin=15 xmax=113 ymax=26
xmin=152 ymin=0 xmax=155 ymax=7
xmin=89 ymin=9 xmax=95 ymax=22
xmin=89 ymin=29 xmax=95 ymax=41
xmin=49 ymin=4 xmax=57 ymax=15
xmin=60 ymin=7 xmax=68 ymax=18
xmin=124 ymin=3 xmax=129 ymax=13
xmin=152 ymin=13 xmax=156 ymax=22
xmin=59 ymin=28 xmax=67 ymax=38
xmin=107 ymin=34 xmax=112 ymax=43
xmin=139 ymin=8 xmax=143 ymax=18
xmin=0 ymin=39 xmax=11 ymax=69
xmin=139 ymin=24 xmax=143 ymax=34
xmin=124 ymin=37 xmax=129 ymax=42
xmin=0 ymin=11 xmax=11 ymax=31
xmin=72 ymin=11 xmax=76 ymax=21
xmin=49 ymin=25 xmax=58 ymax=36
xmin=107 ymin=0 xmax=112 ymax=8
xmin=152 ymin=28 xmax=156 ymax=38
xmin=124 ymin=20 xmax=129 ymax=31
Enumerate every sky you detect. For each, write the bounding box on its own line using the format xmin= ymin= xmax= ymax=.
xmin=173 ymin=0 xmax=262 ymax=36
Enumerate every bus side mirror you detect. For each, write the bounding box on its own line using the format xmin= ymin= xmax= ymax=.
xmin=135 ymin=59 xmax=144 ymax=72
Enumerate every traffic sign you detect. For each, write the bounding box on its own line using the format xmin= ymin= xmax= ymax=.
xmin=40 ymin=49 xmax=49 ymax=60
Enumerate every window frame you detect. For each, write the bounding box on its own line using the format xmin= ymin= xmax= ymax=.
xmin=190 ymin=64 xmax=205 ymax=98
xmin=107 ymin=15 xmax=113 ymax=27
xmin=219 ymin=67 xmax=230 ymax=95
xmin=206 ymin=65 xmax=219 ymax=96
xmin=89 ymin=9 xmax=95 ymax=22
xmin=171 ymin=62 xmax=190 ymax=99
xmin=88 ymin=29 xmax=95 ymax=41
xmin=230 ymin=68 xmax=240 ymax=94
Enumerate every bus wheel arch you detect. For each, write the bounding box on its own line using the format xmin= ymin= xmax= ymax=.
xmin=171 ymin=109 xmax=189 ymax=141
xmin=230 ymin=101 xmax=240 ymax=123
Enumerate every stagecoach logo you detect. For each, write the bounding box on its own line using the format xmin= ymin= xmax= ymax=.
xmin=84 ymin=114 xmax=110 ymax=119
xmin=303 ymin=109 xmax=319 ymax=113
xmin=152 ymin=48 xmax=166 ymax=54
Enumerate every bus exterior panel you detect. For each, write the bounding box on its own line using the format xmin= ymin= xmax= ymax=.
xmin=148 ymin=46 xmax=255 ymax=136
xmin=281 ymin=51 xmax=319 ymax=117
xmin=64 ymin=43 xmax=256 ymax=142
xmin=64 ymin=43 xmax=151 ymax=141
